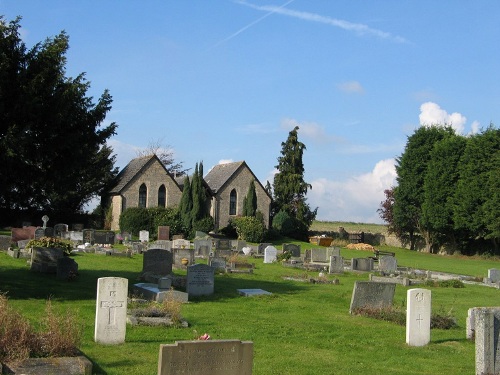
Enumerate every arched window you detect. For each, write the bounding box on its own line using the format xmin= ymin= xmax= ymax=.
xmin=139 ymin=183 xmax=147 ymax=208
xmin=229 ymin=189 xmax=237 ymax=215
xmin=158 ymin=185 xmax=166 ymax=207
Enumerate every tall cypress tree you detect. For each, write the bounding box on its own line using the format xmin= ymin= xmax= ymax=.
xmin=243 ymin=180 xmax=257 ymax=217
xmin=179 ymin=175 xmax=192 ymax=231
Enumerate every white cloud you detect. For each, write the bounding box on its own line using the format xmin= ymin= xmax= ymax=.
xmin=471 ymin=120 xmax=481 ymax=135
xmin=418 ymin=102 xmax=467 ymax=134
xmin=281 ymin=118 xmax=341 ymax=143
xmin=218 ymin=159 xmax=234 ymax=164
xmin=107 ymin=138 xmax=141 ymax=169
xmin=307 ymin=158 xmax=397 ymax=223
xmin=337 ymin=81 xmax=365 ymax=94
xmin=237 ymin=122 xmax=278 ymax=134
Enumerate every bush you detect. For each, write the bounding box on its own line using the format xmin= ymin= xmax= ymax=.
xmin=233 ymin=216 xmax=266 ymax=243
xmin=191 ymin=217 xmax=215 ymax=238
xmin=26 ymin=237 xmax=73 ymax=255
xmin=150 ymin=207 xmax=183 ymax=238
xmin=119 ymin=207 xmax=150 ymax=236
xmin=219 ymin=220 xmax=238 ymax=239
xmin=120 ymin=207 xmax=183 ymax=239
xmin=272 ymin=210 xmax=309 ymax=241
xmin=423 ymin=279 xmax=465 ymax=288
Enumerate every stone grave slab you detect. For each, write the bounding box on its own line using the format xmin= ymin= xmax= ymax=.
xmin=237 ymin=289 xmax=272 ymax=296
xmin=3 ymin=356 xmax=93 ymax=375
xmin=133 ymin=283 xmax=188 ymax=303
xmin=158 ymin=340 xmax=253 ymax=375
xmin=349 ymin=281 xmax=395 ymax=313
xmin=264 ymin=246 xmax=277 ymax=263
xmin=406 ymin=288 xmax=431 ymax=347
xmin=94 ymin=277 xmax=128 ymax=344
xmin=186 ymin=264 xmax=214 ymax=298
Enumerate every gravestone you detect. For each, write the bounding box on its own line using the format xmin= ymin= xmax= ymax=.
xmin=17 ymin=239 xmax=30 ymax=249
xmin=42 ymin=215 xmax=49 ymax=228
xmin=173 ymin=238 xmax=190 ymax=249
xmin=133 ymin=283 xmax=188 ymax=303
xmin=30 ymin=248 xmax=64 ymax=273
xmin=158 ymin=226 xmax=170 ymax=241
xmin=232 ymin=240 xmax=246 ymax=252
xmin=303 ymin=249 xmax=311 ymax=262
xmin=488 ymin=269 xmax=500 ymax=283
xmin=94 ymin=231 xmax=115 ymax=245
xmin=11 ymin=226 xmax=37 ymax=241
xmin=83 ymin=229 xmax=95 ymax=244
xmin=158 ymin=276 xmax=172 ymax=290
xmin=326 ymin=246 xmax=341 ymax=257
xmin=173 ymin=248 xmax=195 ymax=266
xmin=57 ymin=257 xmax=79 ymax=280
xmin=351 ymin=258 xmax=374 ymax=271
xmin=264 ymin=246 xmax=277 ymax=263
xmin=94 ymin=277 xmax=128 ymax=344
xmin=194 ymin=239 xmax=212 ymax=256
xmin=141 ymin=249 xmax=173 ymax=276
xmin=216 ymin=239 xmax=231 ymax=251
xmin=54 ymin=223 xmax=68 ymax=238
xmin=283 ymin=243 xmax=301 ymax=257
xmin=258 ymin=243 xmax=271 ymax=254
xmin=186 ymin=264 xmax=214 ymax=298
xmin=158 ymin=340 xmax=253 ymax=375
xmin=475 ymin=307 xmax=500 ymax=375
xmin=209 ymin=256 xmax=227 ymax=272
xmin=406 ymin=288 xmax=431 ymax=347
xmin=467 ymin=307 xmax=500 ymax=340
xmin=34 ymin=227 xmax=45 ymax=240
xmin=349 ymin=281 xmax=395 ymax=313
xmin=311 ymin=248 xmax=328 ymax=262
xmin=379 ymin=255 xmax=397 ymax=274
xmin=237 ymin=289 xmax=272 ymax=297
xmin=44 ymin=227 xmax=54 ymax=237
xmin=139 ymin=230 xmax=149 ymax=242
xmin=69 ymin=231 xmax=84 ymax=242
xmin=0 ymin=235 xmax=11 ymax=250
xmin=148 ymin=240 xmax=172 ymax=251
xmin=329 ymin=255 xmax=344 ymax=274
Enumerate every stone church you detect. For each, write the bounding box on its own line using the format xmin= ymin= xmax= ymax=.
xmin=107 ymin=155 xmax=272 ymax=232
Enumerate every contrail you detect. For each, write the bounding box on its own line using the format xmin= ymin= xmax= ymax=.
xmin=213 ymin=0 xmax=294 ymax=47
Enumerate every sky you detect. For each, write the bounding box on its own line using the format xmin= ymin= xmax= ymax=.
xmin=2 ymin=1 xmax=499 ymax=223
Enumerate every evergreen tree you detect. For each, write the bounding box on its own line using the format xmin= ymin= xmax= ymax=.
xmin=179 ymin=175 xmax=192 ymax=231
xmin=243 ymin=180 xmax=257 ymax=217
xmin=190 ymin=161 xmax=206 ymax=224
xmin=273 ymin=126 xmax=317 ymax=237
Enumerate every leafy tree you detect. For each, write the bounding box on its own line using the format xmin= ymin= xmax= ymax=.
xmin=135 ymin=137 xmax=189 ymax=177
xmin=392 ymin=125 xmax=454 ymax=250
xmin=243 ymin=180 xmax=257 ymax=217
xmin=0 ymin=16 xmax=118 ymax=213
xmin=273 ymin=126 xmax=317 ymax=239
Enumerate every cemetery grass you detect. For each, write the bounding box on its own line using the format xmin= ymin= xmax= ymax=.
xmin=1 ymin=247 xmax=500 ymax=374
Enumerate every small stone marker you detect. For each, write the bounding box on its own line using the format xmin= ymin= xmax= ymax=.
xmin=186 ymin=264 xmax=214 ymax=298
xmin=158 ymin=340 xmax=253 ymax=375
xmin=158 ymin=226 xmax=170 ymax=240
xmin=237 ymin=289 xmax=272 ymax=296
xmin=263 ymin=246 xmax=277 ymax=263
xmin=42 ymin=215 xmax=49 ymax=228
xmin=329 ymin=255 xmax=344 ymax=274
xmin=406 ymin=288 xmax=431 ymax=347
xmin=139 ymin=230 xmax=149 ymax=242
xmin=349 ymin=281 xmax=395 ymax=313
xmin=475 ymin=307 xmax=500 ymax=375
xmin=488 ymin=269 xmax=500 ymax=283
xmin=94 ymin=277 xmax=128 ymax=344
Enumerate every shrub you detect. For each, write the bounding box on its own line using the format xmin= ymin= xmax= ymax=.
xmin=233 ymin=216 xmax=266 ymax=243
xmin=26 ymin=237 xmax=72 ymax=255
xmin=219 ymin=220 xmax=237 ymax=239
xmin=272 ymin=210 xmax=295 ymax=236
xmin=192 ymin=217 xmax=214 ymax=237
xmin=150 ymin=207 xmax=183 ymax=238
xmin=119 ymin=207 xmax=150 ymax=236
xmin=422 ymin=279 xmax=465 ymax=288
xmin=120 ymin=207 xmax=183 ymax=239
xmin=0 ymin=293 xmax=33 ymax=362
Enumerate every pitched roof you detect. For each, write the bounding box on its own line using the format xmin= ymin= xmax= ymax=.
xmin=204 ymin=161 xmax=245 ymax=193
xmin=109 ymin=154 xmax=173 ymax=194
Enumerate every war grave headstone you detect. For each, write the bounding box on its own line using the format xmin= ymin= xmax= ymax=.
xmin=209 ymin=256 xmax=227 ymax=272
xmin=83 ymin=229 xmax=95 ymax=244
xmin=158 ymin=339 xmax=253 ymax=375
xmin=264 ymin=246 xmax=277 ymax=263
xmin=379 ymin=255 xmax=397 ymax=274
xmin=94 ymin=231 xmax=115 ymax=245
xmin=173 ymin=238 xmax=190 ymax=249
xmin=141 ymin=248 xmax=173 ymax=277
xmin=186 ymin=264 xmax=214 ymax=298
xmin=54 ymin=223 xmax=68 ymax=238
xmin=158 ymin=226 xmax=170 ymax=241
xmin=94 ymin=277 xmax=128 ymax=344
xmin=474 ymin=307 xmax=500 ymax=375
xmin=30 ymin=247 xmax=64 ymax=273
xmin=283 ymin=243 xmax=301 ymax=257
xmin=258 ymin=243 xmax=271 ymax=255
xmin=349 ymin=281 xmax=396 ymax=314
xmin=44 ymin=227 xmax=54 ymax=237
xmin=406 ymin=288 xmax=431 ymax=347
xmin=139 ymin=230 xmax=150 ymax=243
xmin=0 ymin=235 xmax=11 ymax=250
xmin=329 ymin=255 xmax=344 ymax=274
xmin=57 ymin=257 xmax=78 ymax=280
xmin=148 ymin=240 xmax=172 ymax=251
xmin=351 ymin=258 xmax=374 ymax=271
xmin=11 ymin=226 xmax=37 ymax=241
xmin=194 ymin=239 xmax=212 ymax=257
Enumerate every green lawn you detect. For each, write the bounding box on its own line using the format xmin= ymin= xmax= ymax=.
xmin=1 ymin=242 xmax=499 ymax=375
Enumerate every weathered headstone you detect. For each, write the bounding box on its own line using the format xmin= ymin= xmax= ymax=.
xmin=173 ymin=238 xmax=190 ymax=249
xmin=406 ymin=288 xmax=431 ymax=347
xmin=232 ymin=240 xmax=246 ymax=252
xmin=94 ymin=277 xmax=128 ymax=344
xmin=349 ymin=281 xmax=395 ymax=313
xmin=148 ymin=240 xmax=172 ymax=251
xmin=186 ymin=264 xmax=214 ymax=298
xmin=57 ymin=257 xmax=78 ymax=280
xmin=83 ymin=229 xmax=95 ymax=244
xmin=157 ymin=226 xmax=170 ymax=241
xmin=326 ymin=246 xmax=341 ymax=257
xmin=44 ymin=227 xmax=54 ymax=237
xmin=34 ymin=227 xmax=45 ymax=240
xmin=94 ymin=231 xmax=115 ymax=245
xmin=194 ymin=239 xmax=212 ymax=256
xmin=351 ymin=258 xmax=374 ymax=271
xmin=69 ymin=231 xmax=84 ymax=242
xmin=488 ymin=269 xmax=500 ymax=283
xmin=17 ymin=239 xmax=30 ymax=249
xmin=139 ymin=230 xmax=149 ymax=243
xmin=209 ymin=256 xmax=227 ymax=272
xmin=311 ymin=248 xmax=328 ymax=262
xmin=216 ymin=239 xmax=231 ymax=251
xmin=379 ymin=255 xmax=397 ymax=274
xmin=54 ymin=223 xmax=68 ymax=238
xmin=264 ymin=246 xmax=277 ymax=263
xmin=11 ymin=226 xmax=37 ymax=241
xmin=30 ymin=247 xmax=64 ymax=273
xmin=329 ymin=255 xmax=344 ymax=274
xmin=283 ymin=243 xmax=301 ymax=257
xmin=158 ymin=340 xmax=253 ymax=375
xmin=258 ymin=243 xmax=271 ymax=254
xmin=173 ymin=248 xmax=195 ymax=266
xmin=0 ymin=235 xmax=11 ymax=250
xmin=141 ymin=249 xmax=173 ymax=276
xmin=467 ymin=307 xmax=500 ymax=340
xmin=475 ymin=307 xmax=500 ymax=375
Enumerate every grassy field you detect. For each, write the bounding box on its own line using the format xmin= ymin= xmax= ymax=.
xmin=1 ymin=237 xmax=499 ymax=375
xmin=310 ymin=220 xmax=388 ymax=234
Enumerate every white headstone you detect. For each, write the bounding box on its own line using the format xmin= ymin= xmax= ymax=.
xmin=406 ymin=288 xmax=431 ymax=347
xmin=95 ymin=277 xmax=128 ymax=344
xmin=488 ymin=269 xmax=500 ymax=283
xmin=264 ymin=246 xmax=277 ymax=263
xmin=139 ymin=230 xmax=149 ymax=242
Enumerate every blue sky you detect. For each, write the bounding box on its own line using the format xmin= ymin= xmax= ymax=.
xmin=2 ymin=1 xmax=499 ymax=223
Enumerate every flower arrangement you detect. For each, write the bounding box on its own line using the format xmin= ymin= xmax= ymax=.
xmin=26 ymin=237 xmax=73 ymax=255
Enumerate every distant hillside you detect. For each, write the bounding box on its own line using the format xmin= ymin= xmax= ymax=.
xmin=310 ymin=221 xmax=387 ymax=234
